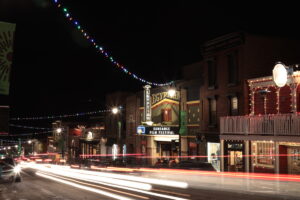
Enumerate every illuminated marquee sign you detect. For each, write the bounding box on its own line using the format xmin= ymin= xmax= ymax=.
xmin=137 ymin=126 xmax=179 ymax=135
xmin=143 ymin=85 xmax=152 ymax=122
xmin=151 ymin=91 xmax=180 ymax=105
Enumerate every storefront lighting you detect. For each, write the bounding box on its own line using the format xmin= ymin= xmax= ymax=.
xmin=145 ymin=121 xmax=153 ymax=126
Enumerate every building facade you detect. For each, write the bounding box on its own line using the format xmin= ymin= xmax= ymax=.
xmin=125 ymin=76 xmax=201 ymax=166
xmin=220 ymin=71 xmax=300 ymax=174
xmin=199 ymin=32 xmax=300 ymax=171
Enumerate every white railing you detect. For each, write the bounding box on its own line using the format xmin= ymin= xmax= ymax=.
xmin=220 ymin=114 xmax=300 ymax=136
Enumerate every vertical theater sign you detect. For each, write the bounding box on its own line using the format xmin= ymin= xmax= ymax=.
xmin=0 ymin=21 xmax=16 ymax=95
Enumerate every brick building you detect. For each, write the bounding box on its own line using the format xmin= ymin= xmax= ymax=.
xmin=125 ymin=63 xmax=202 ymax=166
xmin=220 ymin=71 xmax=300 ymax=174
xmin=199 ymin=32 xmax=300 ymax=171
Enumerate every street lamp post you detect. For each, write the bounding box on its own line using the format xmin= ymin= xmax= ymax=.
xmin=56 ymin=128 xmax=65 ymax=159
xmin=168 ymin=88 xmax=182 ymax=160
xmin=273 ymin=62 xmax=299 ymax=113
xmin=112 ymin=107 xmax=121 ymax=161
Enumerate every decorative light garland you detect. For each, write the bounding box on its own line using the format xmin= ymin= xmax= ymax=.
xmin=10 ymin=109 xmax=110 ymax=121
xmin=52 ymin=0 xmax=173 ymax=87
xmin=0 ymin=139 xmax=28 ymax=143
xmin=9 ymin=124 xmax=51 ymax=130
xmin=0 ymin=130 xmax=52 ymax=137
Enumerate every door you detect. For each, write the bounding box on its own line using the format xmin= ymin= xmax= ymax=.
xmin=228 ymin=150 xmax=243 ymax=172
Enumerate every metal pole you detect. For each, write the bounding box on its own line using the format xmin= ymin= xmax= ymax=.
xmin=179 ymin=87 xmax=181 ymax=160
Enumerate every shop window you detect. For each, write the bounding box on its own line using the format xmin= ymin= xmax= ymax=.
xmin=161 ymin=109 xmax=172 ymax=122
xmin=229 ymin=96 xmax=238 ymax=116
xmin=208 ymin=98 xmax=217 ymax=126
xmin=207 ymin=59 xmax=217 ymax=89
xmin=227 ymin=52 xmax=238 ymax=85
xmin=252 ymin=142 xmax=275 ymax=168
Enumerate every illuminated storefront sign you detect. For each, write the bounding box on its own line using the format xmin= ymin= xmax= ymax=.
xmin=137 ymin=126 xmax=179 ymax=135
xmin=151 ymin=91 xmax=180 ymax=105
xmin=143 ymin=85 xmax=152 ymax=122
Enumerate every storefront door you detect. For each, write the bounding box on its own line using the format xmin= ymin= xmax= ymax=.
xmin=228 ymin=150 xmax=243 ymax=172
xmin=224 ymin=141 xmax=244 ymax=172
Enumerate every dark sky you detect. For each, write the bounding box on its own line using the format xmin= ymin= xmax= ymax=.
xmin=1 ymin=0 xmax=300 ymax=128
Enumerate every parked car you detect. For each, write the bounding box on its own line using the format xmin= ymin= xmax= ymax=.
xmin=175 ymin=160 xmax=216 ymax=171
xmin=0 ymin=157 xmax=22 ymax=182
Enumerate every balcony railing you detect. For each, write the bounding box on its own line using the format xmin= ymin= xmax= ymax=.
xmin=220 ymin=114 xmax=300 ymax=136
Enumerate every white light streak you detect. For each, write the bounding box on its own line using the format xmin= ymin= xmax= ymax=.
xmin=36 ymin=172 xmax=132 ymax=200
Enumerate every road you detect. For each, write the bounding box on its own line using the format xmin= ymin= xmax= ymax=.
xmin=1 ymin=164 xmax=300 ymax=200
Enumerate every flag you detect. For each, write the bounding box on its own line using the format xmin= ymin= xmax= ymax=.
xmin=0 ymin=22 xmax=16 ymax=95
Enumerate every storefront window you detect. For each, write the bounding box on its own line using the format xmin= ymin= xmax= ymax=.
xmin=252 ymin=141 xmax=275 ymax=168
xmin=207 ymin=142 xmax=220 ymax=171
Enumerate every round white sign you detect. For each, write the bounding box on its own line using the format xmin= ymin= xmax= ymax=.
xmin=273 ymin=63 xmax=288 ymax=87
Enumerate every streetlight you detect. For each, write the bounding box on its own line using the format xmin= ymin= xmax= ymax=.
xmin=167 ymin=88 xmax=182 ymax=160
xmin=56 ymin=127 xmax=65 ymax=159
xmin=112 ymin=107 xmax=119 ymax=115
xmin=273 ymin=62 xmax=299 ymax=113
xmin=56 ymin=128 xmax=62 ymax=134
xmin=168 ymin=88 xmax=176 ymax=98
xmin=27 ymin=140 xmax=32 ymax=144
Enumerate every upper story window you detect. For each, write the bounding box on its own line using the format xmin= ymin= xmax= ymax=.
xmin=229 ymin=96 xmax=238 ymax=116
xmin=161 ymin=109 xmax=172 ymax=122
xmin=207 ymin=59 xmax=217 ymax=89
xmin=208 ymin=98 xmax=217 ymax=126
xmin=227 ymin=52 xmax=238 ymax=85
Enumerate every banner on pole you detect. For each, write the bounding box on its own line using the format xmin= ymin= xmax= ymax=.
xmin=0 ymin=21 xmax=16 ymax=95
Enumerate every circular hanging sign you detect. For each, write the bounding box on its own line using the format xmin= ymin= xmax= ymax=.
xmin=273 ymin=62 xmax=288 ymax=87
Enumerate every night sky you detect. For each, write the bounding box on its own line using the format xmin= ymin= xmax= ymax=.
xmin=1 ymin=0 xmax=300 ymax=131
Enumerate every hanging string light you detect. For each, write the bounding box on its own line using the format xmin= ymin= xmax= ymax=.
xmin=52 ymin=0 xmax=173 ymax=87
xmin=0 ymin=130 xmax=52 ymax=137
xmin=10 ymin=109 xmax=110 ymax=121
xmin=0 ymin=139 xmax=28 ymax=144
xmin=9 ymin=124 xmax=51 ymax=130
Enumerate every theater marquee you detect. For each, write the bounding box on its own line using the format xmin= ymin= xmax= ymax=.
xmin=137 ymin=126 xmax=179 ymax=135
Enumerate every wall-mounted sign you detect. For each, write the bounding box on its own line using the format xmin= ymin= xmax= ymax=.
xmin=137 ymin=126 xmax=179 ymax=135
xmin=137 ymin=126 xmax=146 ymax=135
xmin=143 ymin=85 xmax=152 ymax=122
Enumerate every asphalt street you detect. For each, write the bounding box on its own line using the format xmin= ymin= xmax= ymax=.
xmin=1 ymin=167 xmax=300 ymax=200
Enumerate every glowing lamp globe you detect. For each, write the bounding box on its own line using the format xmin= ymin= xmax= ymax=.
xmin=56 ymin=128 xmax=62 ymax=134
xmin=112 ymin=107 xmax=119 ymax=114
xmin=168 ymin=89 xmax=176 ymax=98
xmin=273 ymin=62 xmax=288 ymax=88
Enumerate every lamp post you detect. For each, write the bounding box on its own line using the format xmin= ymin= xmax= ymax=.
xmin=272 ymin=62 xmax=299 ymax=113
xmin=168 ymin=88 xmax=182 ymax=160
xmin=112 ymin=107 xmax=121 ymax=161
xmin=56 ymin=127 xmax=65 ymax=159
xmin=27 ymin=140 xmax=33 ymax=155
